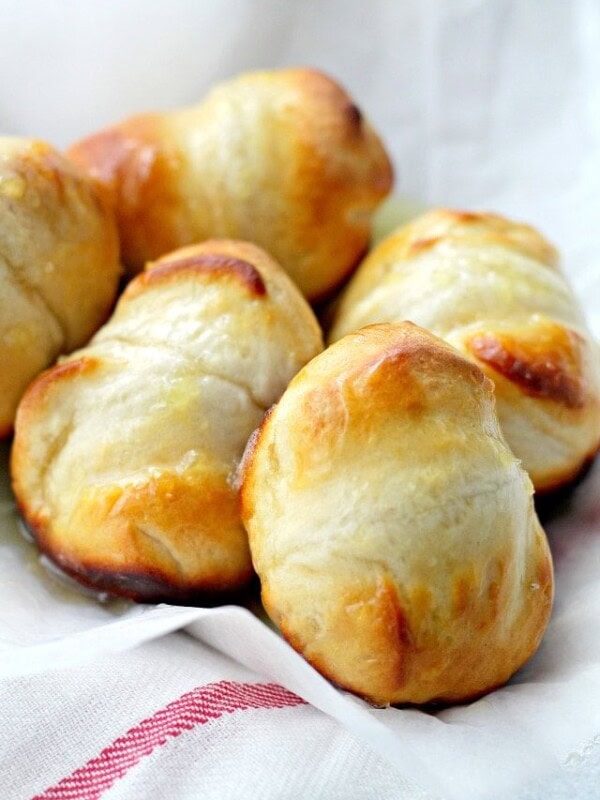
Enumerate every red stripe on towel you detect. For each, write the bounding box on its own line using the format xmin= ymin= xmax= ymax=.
xmin=33 ymin=681 xmax=306 ymax=800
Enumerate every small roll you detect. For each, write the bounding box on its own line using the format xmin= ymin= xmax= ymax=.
xmin=0 ymin=137 xmax=120 ymax=436
xmin=241 ymin=322 xmax=553 ymax=705
xmin=11 ymin=240 xmax=323 ymax=601
xmin=329 ymin=210 xmax=600 ymax=491
xmin=68 ymin=67 xmax=393 ymax=301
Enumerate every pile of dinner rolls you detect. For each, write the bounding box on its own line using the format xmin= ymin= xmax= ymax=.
xmin=4 ymin=68 xmax=599 ymax=706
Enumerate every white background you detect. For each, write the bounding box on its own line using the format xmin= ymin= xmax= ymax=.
xmin=2 ymin=0 xmax=599 ymax=333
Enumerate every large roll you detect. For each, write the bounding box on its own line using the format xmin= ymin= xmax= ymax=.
xmin=68 ymin=68 xmax=393 ymax=301
xmin=12 ymin=240 xmax=323 ymax=601
xmin=241 ymin=322 xmax=553 ymax=705
xmin=330 ymin=210 xmax=600 ymax=491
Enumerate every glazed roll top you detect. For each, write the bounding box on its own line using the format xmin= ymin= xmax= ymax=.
xmin=68 ymin=67 xmax=393 ymax=301
xmin=329 ymin=210 xmax=600 ymax=491
xmin=11 ymin=240 xmax=323 ymax=601
xmin=241 ymin=322 xmax=553 ymax=705
xmin=0 ymin=137 xmax=120 ymax=436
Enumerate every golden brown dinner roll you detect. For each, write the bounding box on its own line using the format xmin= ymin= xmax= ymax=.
xmin=242 ymin=322 xmax=553 ymax=705
xmin=11 ymin=240 xmax=323 ymax=601
xmin=0 ymin=137 xmax=120 ymax=437
xmin=67 ymin=67 xmax=393 ymax=301
xmin=329 ymin=210 xmax=600 ymax=492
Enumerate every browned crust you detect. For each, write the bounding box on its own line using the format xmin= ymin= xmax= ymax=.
xmin=345 ymin=102 xmax=363 ymax=128
xmin=403 ymin=236 xmax=442 ymax=257
xmin=20 ymin=508 xmax=253 ymax=604
xmin=238 ymin=405 xmax=276 ymax=523
xmin=335 ymin=325 xmax=491 ymax=420
xmin=449 ymin=210 xmax=486 ymax=223
xmin=67 ymin=119 xmax=165 ymax=211
xmin=358 ymin=332 xmax=487 ymax=391
xmin=263 ymin=575 xmax=405 ymax=704
xmin=432 ymin=209 xmax=560 ymax=266
xmin=0 ymin=424 xmax=13 ymax=440
xmin=288 ymin=68 xmax=387 ymax=156
xmin=68 ymin=128 xmax=130 ymax=205
xmin=68 ymin=116 xmax=182 ymax=273
xmin=368 ymin=209 xmax=560 ymax=270
xmin=295 ymin=68 xmax=365 ymax=133
xmin=36 ymin=546 xmax=252 ymax=604
xmin=267 ymin=68 xmax=393 ymax=301
xmin=265 ymin=553 xmax=553 ymax=706
xmin=135 ymin=253 xmax=267 ymax=297
xmin=467 ymin=325 xmax=586 ymax=409
xmin=16 ymin=467 xmax=254 ymax=603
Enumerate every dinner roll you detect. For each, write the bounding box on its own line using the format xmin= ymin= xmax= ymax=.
xmin=0 ymin=137 xmax=120 ymax=437
xmin=12 ymin=240 xmax=323 ymax=601
xmin=67 ymin=67 xmax=393 ymax=301
xmin=329 ymin=210 xmax=600 ymax=492
xmin=241 ymin=322 xmax=553 ymax=705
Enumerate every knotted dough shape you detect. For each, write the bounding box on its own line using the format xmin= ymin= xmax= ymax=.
xmin=330 ymin=210 xmax=600 ymax=491
xmin=68 ymin=68 xmax=393 ymax=301
xmin=12 ymin=240 xmax=322 ymax=601
xmin=241 ymin=322 xmax=553 ymax=705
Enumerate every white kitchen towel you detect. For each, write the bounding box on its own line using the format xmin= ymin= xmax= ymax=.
xmin=3 ymin=630 xmax=600 ymax=800
xmin=2 ymin=633 xmax=424 ymax=800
